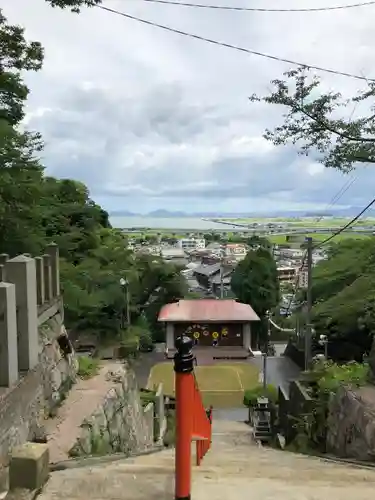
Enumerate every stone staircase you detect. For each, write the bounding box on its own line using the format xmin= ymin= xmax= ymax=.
xmin=37 ymin=420 xmax=375 ymax=500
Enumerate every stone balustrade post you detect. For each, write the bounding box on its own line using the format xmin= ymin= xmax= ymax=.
xmin=0 ymin=282 xmax=18 ymax=387
xmin=46 ymin=243 xmax=60 ymax=298
xmin=0 ymin=253 xmax=9 ymax=265
xmin=0 ymin=255 xmax=9 ymax=282
xmin=5 ymin=255 xmax=38 ymax=371
xmin=35 ymin=257 xmax=45 ymax=306
xmin=43 ymin=255 xmax=52 ymax=302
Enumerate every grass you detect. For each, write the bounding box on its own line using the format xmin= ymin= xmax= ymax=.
xmin=147 ymin=362 xmax=259 ymax=408
xmin=267 ymin=232 xmax=370 ymax=244
xmin=221 ymin=217 xmax=375 ymax=228
xmin=77 ymin=355 xmax=100 ymax=379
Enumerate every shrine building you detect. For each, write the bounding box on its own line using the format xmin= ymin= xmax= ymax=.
xmin=158 ymin=299 xmax=260 ymax=360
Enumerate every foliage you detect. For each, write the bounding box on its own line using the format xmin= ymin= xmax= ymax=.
xmin=249 ymin=67 xmax=375 ymax=171
xmin=316 ymin=360 xmax=369 ymax=394
xmin=290 ymin=361 xmax=369 ymax=453
xmin=243 ymin=384 xmax=278 ymax=407
xmin=0 ymin=1 xmax=187 ymax=346
xmin=231 ymin=246 xmax=279 ymax=343
xmin=310 ymin=239 xmax=375 ymax=360
xmin=163 ymin=409 xmax=176 ymax=447
xmin=77 ymin=355 xmax=100 ymax=379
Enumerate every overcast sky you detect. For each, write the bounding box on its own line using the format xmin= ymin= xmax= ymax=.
xmin=4 ymin=0 xmax=375 ymax=213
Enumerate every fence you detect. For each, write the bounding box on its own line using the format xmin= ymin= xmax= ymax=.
xmin=174 ymin=336 xmax=212 ymax=500
xmin=0 ymin=244 xmax=62 ymax=388
xmin=278 ymin=380 xmax=315 ymax=445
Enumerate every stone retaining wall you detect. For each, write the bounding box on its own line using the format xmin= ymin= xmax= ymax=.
xmin=327 ymin=385 xmax=375 ymax=461
xmin=0 ymin=313 xmax=77 ymax=467
xmin=70 ymin=369 xmax=157 ymax=457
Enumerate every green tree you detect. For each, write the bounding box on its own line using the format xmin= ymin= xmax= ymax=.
xmin=0 ymin=0 xmax=189 ymax=349
xmin=0 ymin=122 xmax=45 ymax=255
xmin=249 ymin=67 xmax=375 ymax=171
xmin=311 ymin=238 xmax=375 ymax=304
xmin=309 ymin=239 xmax=375 ymax=360
xmin=231 ymin=247 xmax=279 ymax=346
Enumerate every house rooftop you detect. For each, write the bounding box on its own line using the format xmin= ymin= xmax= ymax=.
xmin=158 ymin=299 xmax=260 ymax=323
xmin=193 ymin=263 xmax=221 ymax=276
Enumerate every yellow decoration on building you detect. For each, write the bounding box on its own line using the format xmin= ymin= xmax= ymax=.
xmin=212 ymin=332 xmax=219 ymax=339
xmin=193 ymin=331 xmax=200 ymax=339
xmin=222 ymin=328 xmax=228 ymax=336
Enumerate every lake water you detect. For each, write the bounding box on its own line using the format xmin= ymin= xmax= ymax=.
xmin=110 ymin=216 xmax=237 ymax=230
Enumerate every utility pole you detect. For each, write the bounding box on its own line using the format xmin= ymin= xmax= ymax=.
xmin=119 ymin=278 xmax=131 ymax=327
xmin=126 ymin=282 xmax=130 ymax=326
xmin=305 ymin=237 xmax=313 ymax=370
xmin=220 ymin=244 xmax=225 ymax=299
xmin=263 ymin=311 xmax=271 ymax=390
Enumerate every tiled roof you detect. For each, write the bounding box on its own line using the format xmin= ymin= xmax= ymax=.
xmin=210 ymin=274 xmax=232 ymax=285
xmin=193 ymin=263 xmax=221 ymax=276
xmin=158 ymin=299 xmax=260 ymax=323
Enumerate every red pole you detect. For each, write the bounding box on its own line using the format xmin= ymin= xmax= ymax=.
xmin=174 ymin=336 xmax=195 ymax=500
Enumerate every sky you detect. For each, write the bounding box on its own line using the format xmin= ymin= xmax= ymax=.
xmin=4 ymin=0 xmax=375 ymax=214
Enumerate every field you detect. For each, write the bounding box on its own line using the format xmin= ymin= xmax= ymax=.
xmin=147 ymin=362 xmax=259 ymax=408
xmin=221 ymin=217 xmax=375 ymax=229
xmin=267 ymin=232 xmax=370 ymax=244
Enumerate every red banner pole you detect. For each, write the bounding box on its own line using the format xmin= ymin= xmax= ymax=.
xmin=174 ymin=336 xmax=195 ymax=500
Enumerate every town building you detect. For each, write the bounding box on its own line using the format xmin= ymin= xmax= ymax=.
xmin=225 ymin=243 xmax=248 ymax=260
xmin=298 ymin=267 xmax=308 ymax=289
xmin=277 ymin=266 xmax=298 ymax=284
xmin=177 ymin=238 xmax=206 ymax=251
xmin=193 ymin=263 xmax=234 ymax=290
xmin=160 ymin=247 xmax=188 ymax=266
xmin=158 ymin=298 xmax=260 ymax=359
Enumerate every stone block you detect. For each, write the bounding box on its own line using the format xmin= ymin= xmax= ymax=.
xmin=9 ymin=442 xmax=49 ymax=491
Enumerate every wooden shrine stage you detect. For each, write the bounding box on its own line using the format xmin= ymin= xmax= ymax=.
xmin=165 ymin=346 xmax=250 ymax=362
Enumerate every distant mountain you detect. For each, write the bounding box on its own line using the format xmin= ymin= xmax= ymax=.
xmin=109 ymin=207 xmax=375 ymax=218
xmin=109 ymin=210 xmax=138 ymax=216
xmin=147 ymin=210 xmax=189 ymax=217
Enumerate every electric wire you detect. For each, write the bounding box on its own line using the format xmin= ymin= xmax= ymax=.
xmin=96 ymin=5 xmax=374 ymax=81
xmin=122 ymin=0 xmax=375 ymax=13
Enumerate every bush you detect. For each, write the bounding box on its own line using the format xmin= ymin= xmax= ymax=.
xmin=317 ymin=360 xmax=369 ymax=394
xmin=77 ymin=355 xmax=100 ymax=379
xmin=163 ymin=409 xmax=176 ymax=447
xmin=290 ymin=361 xmax=369 ymax=453
xmin=140 ymin=389 xmax=156 ymax=406
xmin=243 ymin=384 xmax=278 ymax=407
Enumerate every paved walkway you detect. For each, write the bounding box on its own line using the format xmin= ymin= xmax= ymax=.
xmin=45 ymin=361 xmax=123 ymax=464
xmin=39 ymin=420 xmax=375 ymax=500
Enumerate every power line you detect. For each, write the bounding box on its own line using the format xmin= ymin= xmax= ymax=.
xmin=123 ymin=0 xmax=375 ymax=12
xmin=314 ymin=196 xmax=375 ymax=248
xmin=283 ymin=194 xmax=375 ymax=317
xmin=283 ymin=175 xmax=358 ymax=315
xmin=96 ymin=5 xmax=374 ymax=81
xmin=315 ymin=175 xmax=357 ymax=222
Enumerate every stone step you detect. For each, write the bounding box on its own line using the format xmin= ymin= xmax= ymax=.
xmin=36 ymin=419 xmax=375 ymax=500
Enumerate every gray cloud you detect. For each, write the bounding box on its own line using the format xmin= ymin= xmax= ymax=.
xmin=5 ymin=0 xmax=375 ymax=212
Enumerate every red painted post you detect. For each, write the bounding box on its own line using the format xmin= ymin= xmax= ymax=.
xmin=174 ymin=336 xmax=195 ymax=500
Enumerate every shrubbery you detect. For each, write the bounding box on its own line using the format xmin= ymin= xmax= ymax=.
xmin=243 ymin=384 xmax=278 ymax=407
xmin=290 ymin=360 xmax=369 ymax=453
xmin=77 ymin=355 xmax=100 ymax=379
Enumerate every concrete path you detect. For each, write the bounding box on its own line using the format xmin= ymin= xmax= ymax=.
xmin=38 ymin=420 xmax=375 ymax=500
xmin=45 ymin=361 xmax=123 ymax=464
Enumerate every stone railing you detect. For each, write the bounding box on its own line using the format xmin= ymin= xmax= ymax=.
xmin=0 ymin=244 xmax=62 ymax=388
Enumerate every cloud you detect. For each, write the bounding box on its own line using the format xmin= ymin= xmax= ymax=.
xmin=4 ymin=0 xmax=375 ymax=212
